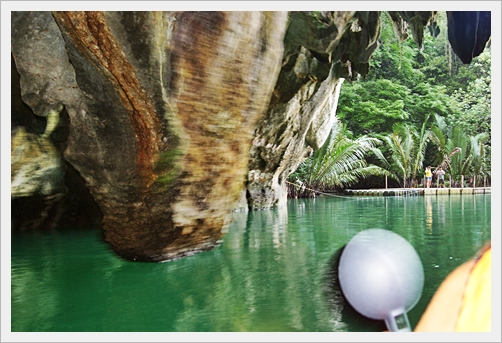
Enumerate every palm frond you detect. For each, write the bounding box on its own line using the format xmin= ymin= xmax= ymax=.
xmin=290 ymin=122 xmax=391 ymax=193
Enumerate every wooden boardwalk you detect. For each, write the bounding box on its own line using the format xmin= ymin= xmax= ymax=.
xmin=344 ymin=187 xmax=491 ymax=197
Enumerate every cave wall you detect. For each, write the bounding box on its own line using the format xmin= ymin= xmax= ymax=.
xmin=11 ymin=11 xmax=491 ymax=262
xmin=12 ymin=11 xmax=288 ymax=261
xmin=246 ymin=11 xmax=383 ymax=210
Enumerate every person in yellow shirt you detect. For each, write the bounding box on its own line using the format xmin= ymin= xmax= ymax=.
xmin=425 ymin=166 xmax=433 ymax=188
xmin=415 ymin=242 xmax=491 ymax=332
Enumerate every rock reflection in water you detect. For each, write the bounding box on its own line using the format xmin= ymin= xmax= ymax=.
xmin=11 ymin=196 xmax=491 ymax=332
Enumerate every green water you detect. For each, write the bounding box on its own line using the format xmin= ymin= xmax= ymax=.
xmin=11 ymin=194 xmax=491 ymax=332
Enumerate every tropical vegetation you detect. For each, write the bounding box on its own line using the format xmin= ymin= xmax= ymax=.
xmin=288 ymin=11 xmax=491 ymax=196
xmin=288 ymin=119 xmax=392 ymax=198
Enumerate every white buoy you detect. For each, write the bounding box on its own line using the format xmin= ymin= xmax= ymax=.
xmin=338 ymin=229 xmax=424 ymax=332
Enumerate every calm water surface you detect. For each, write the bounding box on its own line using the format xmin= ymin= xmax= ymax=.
xmin=11 ymin=194 xmax=491 ymax=332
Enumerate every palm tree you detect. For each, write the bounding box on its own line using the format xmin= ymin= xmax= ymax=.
xmin=429 ymin=113 xmax=449 ymax=166
xmin=467 ymin=132 xmax=489 ymax=186
xmin=447 ymin=125 xmax=470 ymax=185
xmin=429 ymin=113 xmax=463 ymax=181
xmin=435 ymin=147 xmax=462 ymax=171
xmin=381 ymin=122 xmax=432 ymax=188
xmin=429 ymin=119 xmax=489 ymax=187
xmin=381 ymin=126 xmax=412 ymax=187
xmin=288 ymin=121 xmax=393 ymax=197
xmin=444 ymin=125 xmax=490 ymax=186
xmin=411 ymin=113 xmax=435 ymax=181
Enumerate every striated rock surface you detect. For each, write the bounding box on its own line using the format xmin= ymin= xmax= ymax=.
xmin=246 ymin=11 xmax=380 ymax=209
xmin=11 ymin=11 xmax=491 ymax=261
xmin=10 ymin=123 xmax=65 ymax=230
xmin=12 ymin=11 xmax=288 ymax=261
xmin=11 ymin=120 xmax=64 ymax=199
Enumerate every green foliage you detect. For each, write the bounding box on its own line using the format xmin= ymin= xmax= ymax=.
xmin=288 ymin=121 xmax=393 ymax=196
xmin=406 ymin=84 xmax=455 ymax=126
xmin=469 ymin=133 xmax=490 ymax=179
xmin=447 ymin=52 xmax=491 ymax=140
xmin=379 ymin=121 xmax=433 ymax=187
xmin=428 ymin=113 xmax=452 ymax=168
xmin=447 ymin=128 xmax=490 ymax=184
xmin=333 ymin=11 xmax=491 ymax=189
xmin=368 ymin=12 xmax=424 ymax=85
xmin=427 ymin=119 xmax=490 ymax=187
xmin=287 ymin=11 xmax=491 ymax=193
xmin=337 ymin=80 xmax=410 ymax=136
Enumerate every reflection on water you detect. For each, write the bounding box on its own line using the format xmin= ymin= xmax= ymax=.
xmin=11 ymin=195 xmax=491 ymax=332
xmin=425 ymin=195 xmax=433 ymax=232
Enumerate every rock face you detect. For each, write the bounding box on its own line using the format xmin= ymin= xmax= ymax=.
xmin=11 ymin=119 xmax=64 ymax=199
xmin=11 ymin=123 xmax=66 ymax=230
xmin=11 ymin=11 xmax=491 ymax=261
xmin=12 ymin=11 xmax=288 ymax=261
xmin=246 ymin=11 xmax=380 ymax=209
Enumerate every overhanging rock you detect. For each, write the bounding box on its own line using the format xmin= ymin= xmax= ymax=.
xmin=11 ymin=11 xmax=491 ymax=261
xmin=12 ymin=11 xmax=288 ymax=261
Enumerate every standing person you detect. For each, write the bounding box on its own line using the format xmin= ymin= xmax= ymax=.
xmin=425 ymin=166 xmax=432 ymax=188
xmin=435 ymin=166 xmax=446 ymax=188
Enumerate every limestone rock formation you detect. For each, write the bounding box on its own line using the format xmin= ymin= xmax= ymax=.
xmin=11 ymin=114 xmax=64 ymax=199
xmin=11 ymin=11 xmax=491 ymax=262
xmin=246 ymin=11 xmax=382 ymax=209
xmin=10 ymin=124 xmax=65 ymax=230
xmin=12 ymin=11 xmax=288 ymax=261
